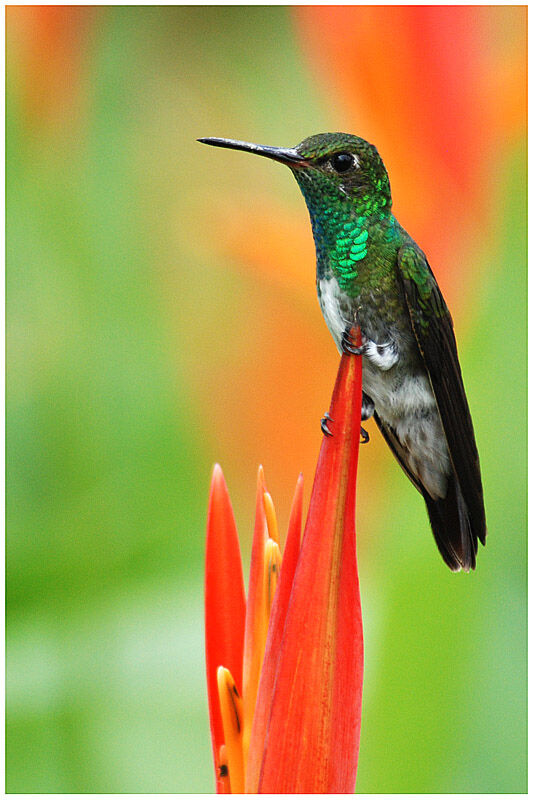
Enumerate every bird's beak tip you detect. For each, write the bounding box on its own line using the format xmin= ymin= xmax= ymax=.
xmin=197 ymin=137 xmax=305 ymax=167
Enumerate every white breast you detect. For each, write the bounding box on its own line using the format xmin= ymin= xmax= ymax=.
xmin=318 ymin=277 xmax=351 ymax=351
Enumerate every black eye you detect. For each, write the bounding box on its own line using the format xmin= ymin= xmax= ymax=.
xmin=331 ymin=152 xmax=354 ymax=173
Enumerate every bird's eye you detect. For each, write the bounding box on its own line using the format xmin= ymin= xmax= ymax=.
xmin=331 ymin=152 xmax=355 ymax=173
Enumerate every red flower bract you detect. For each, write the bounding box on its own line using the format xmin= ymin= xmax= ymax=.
xmin=205 ymin=331 xmax=364 ymax=793
xmin=205 ymin=466 xmax=246 ymax=792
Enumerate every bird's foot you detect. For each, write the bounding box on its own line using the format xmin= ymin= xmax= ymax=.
xmin=321 ymin=412 xmax=333 ymax=437
xmin=341 ymin=328 xmax=367 ymax=356
xmin=360 ymin=425 xmax=370 ymax=444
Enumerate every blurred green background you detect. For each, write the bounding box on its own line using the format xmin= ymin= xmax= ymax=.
xmin=7 ymin=6 xmax=526 ymax=793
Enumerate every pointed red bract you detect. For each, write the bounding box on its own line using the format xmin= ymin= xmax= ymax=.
xmin=205 ymin=464 xmax=246 ymax=792
xmin=246 ymin=473 xmax=303 ymax=790
xmin=255 ymin=334 xmax=364 ymax=793
xmin=241 ymin=466 xmax=269 ymax=762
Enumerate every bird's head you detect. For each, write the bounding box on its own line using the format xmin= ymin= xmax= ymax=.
xmin=198 ymin=132 xmax=392 ymax=218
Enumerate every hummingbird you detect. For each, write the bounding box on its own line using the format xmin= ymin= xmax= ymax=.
xmin=198 ymin=133 xmax=486 ymax=571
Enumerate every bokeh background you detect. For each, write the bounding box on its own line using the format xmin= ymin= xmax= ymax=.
xmin=7 ymin=6 xmax=527 ymax=793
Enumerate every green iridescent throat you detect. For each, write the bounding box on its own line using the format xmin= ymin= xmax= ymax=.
xmin=295 ymin=171 xmax=394 ymax=295
xmin=322 ymin=213 xmax=370 ymax=293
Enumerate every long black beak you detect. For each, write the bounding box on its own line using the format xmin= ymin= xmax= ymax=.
xmin=197 ymin=137 xmax=306 ymax=167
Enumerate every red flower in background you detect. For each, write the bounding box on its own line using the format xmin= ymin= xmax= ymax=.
xmin=205 ymin=338 xmax=364 ymax=792
xmin=7 ymin=6 xmax=96 ymax=124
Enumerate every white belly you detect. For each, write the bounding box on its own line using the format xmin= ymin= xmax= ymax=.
xmin=365 ymin=364 xmax=450 ymax=499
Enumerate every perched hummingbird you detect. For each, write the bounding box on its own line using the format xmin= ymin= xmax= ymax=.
xmin=198 ymin=133 xmax=486 ymax=571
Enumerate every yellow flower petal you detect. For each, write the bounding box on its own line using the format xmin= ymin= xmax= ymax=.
xmin=264 ymin=537 xmax=282 ymax=620
xmin=262 ymin=491 xmax=279 ymax=546
xmin=216 ymin=666 xmax=244 ymax=793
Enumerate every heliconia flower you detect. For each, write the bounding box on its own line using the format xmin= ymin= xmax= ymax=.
xmin=205 ymin=333 xmax=364 ymax=793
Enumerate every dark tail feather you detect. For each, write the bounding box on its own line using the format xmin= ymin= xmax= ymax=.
xmin=423 ymin=477 xmax=478 ymax=572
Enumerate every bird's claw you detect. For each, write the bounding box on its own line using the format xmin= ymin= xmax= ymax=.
xmin=322 ymin=414 xmax=369 ymax=442
xmin=321 ymin=412 xmax=333 ymax=437
xmin=341 ymin=328 xmax=366 ymax=356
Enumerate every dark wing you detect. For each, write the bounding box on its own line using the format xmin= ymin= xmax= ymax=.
xmin=373 ymin=410 xmax=476 ymax=571
xmin=396 ymin=243 xmax=486 ymax=567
